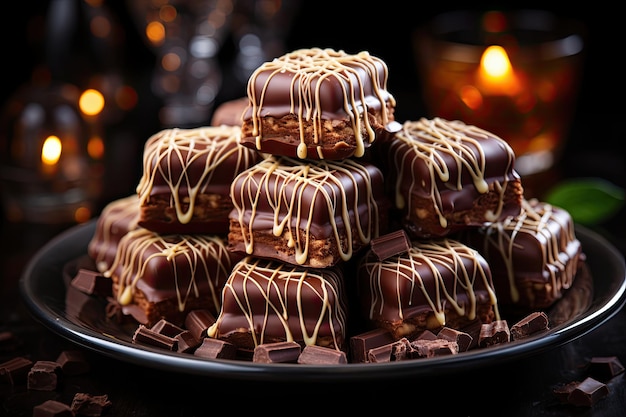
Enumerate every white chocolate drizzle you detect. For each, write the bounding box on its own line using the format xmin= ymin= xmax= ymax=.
xmin=106 ymin=228 xmax=233 ymax=314
xmin=361 ymin=238 xmax=500 ymax=327
xmin=246 ymin=47 xmax=395 ymax=159
xmin=476 ymin=198 xmax=580 ymax=304
xmin=207 ymin=257 xmax=347 ymax=350
xmin=136 ymin=125 xmax=257 ymax=225
xmin=390 ymin=117 xmax=516 ymax=228
xmin=230 ymin=155 xmax=383 ymax=265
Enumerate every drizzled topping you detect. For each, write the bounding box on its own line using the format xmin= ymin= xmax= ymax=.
xmin=390 ymin=117 xmax=517 ymax=228
xmin=230 ymin=155 xmax=384 ymax=265
xmin=246 ymin=47 xmax=395 ymax=159
xmin=207 ymin=257 xmax=347 ymax=350
xmin=136 ymin=125 xmax=258 ymax=225
xmin=106 ymin=228 xmax=234 ymax=314
xmin=477 ymin=198 xmax=580 ymax=303
xmin=360 ymin=238 xmax=499 ymax=327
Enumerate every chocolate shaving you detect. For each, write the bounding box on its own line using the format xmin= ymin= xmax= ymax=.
xmin=370 ymin=229 xmax=411 ymax=261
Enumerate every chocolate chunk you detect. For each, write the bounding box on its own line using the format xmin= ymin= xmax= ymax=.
xmin=553 ymin=381 xmax=580 ymax=404
xmin=409 ymin=338 xmax=458 ymax=358
xmin=478 ymin=320 xmax=510 ymax=347
xmin=56 ymin=350 xmax=90 ymax=376
xmin=567 ymin=377 xmax=609 ymax=407
xmin=510 ymin=311 xmax=549 ymax=340
xmin=175 ymin=331 xmax=201 ymax=353
xmin=367 ymin=338 xmax=412 ymax=363
xmin=71 ymin=393 xmax=112 ymax=416
xmin=0 ymin=356 xmax=33 ymax=385
xmin=415 ymin=330 xmax=438 ymax=340
xmin=370 ymin=229 xmax=411 ymax=261
xmin=70 ymin=268 xmax=112 ymax=296
xmin=588 ymin=356 xmax=625 ymax=381
xmin=33 ymin=400 xmax=74 ymax=417
xmin=184 ymin=309 xmax=216 ymax=340
xmin=132 ymin=325 xmax=177 ymax=351
xmin=297 ymin=345 xmax=348 ymax=364
xmin=350 ymin=328 xmax=396 ymax=363
xmin=193 ymin=338 xmax=237 ymax=359
xmin=252 ymin=341 xmax=302 ymax=363
xmin=27 ymin=360 xmax=62 ymax=391
xmin=150 ymin=319 xmax=184 ymax=338
xmin=437 ymin=327 xmax=473 ymax=352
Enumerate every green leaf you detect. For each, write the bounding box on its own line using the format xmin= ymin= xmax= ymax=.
xmin=543 ymin=178 xmax=625 ymax=225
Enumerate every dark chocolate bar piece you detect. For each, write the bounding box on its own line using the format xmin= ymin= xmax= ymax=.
xmin=367 ymin=338 xmax=412 ymax=363
xmin=553 ymin=381 xmax=580 ymax=404
xmin=370 ymin=229 xmax=411 ymax=261
xmin=567 ymin=377 xmax=609 ymax=407
xmin=0 ymin=356 xmax=33 ymax=385
xmin=71 ymin=393 xmax=112 ymax=416
xmin=194 ymin=338 xmax=237 ymax=359
xmin=510 ymin=311 xmax=549 ymax=340
xmin=478 ymin=320 xmax=510 ymax=347
xmin=409 ymin=338 xmax=458 ymax=358
xmin=56 ymin=350 xmax=90 ymax=376
xmin=27 ymin=360 xmax=62 ymax=391
xmin=588 ymin=356 xmax=625 ymax=381
xmin=350 ymin=328 xmax=396 ymax=363
xmin=297 ymin=345 xmax=348 ymax=365
xmin=150 ymin=319 xmax=184 ymax=338
xmin=184 ymin=309 xmax=216 ymax=340
xmin=33 ymin=400 xmax=74 ymax=417
xmin=252 ymin=341 xmax=302 ymax=363
xmin=175 ymin=331 xmax=201 ymax=353
xmin=71 ymin=268 xmax=112 ymax=296
xmin=132 ymin=325 xmax=177 ymax=351
xmin=437 ymin=327 xmax=473 ymax=352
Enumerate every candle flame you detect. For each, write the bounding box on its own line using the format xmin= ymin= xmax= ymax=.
xmin=477 ymin=45 xmax=520 ymax=94
xmin=481 ymin=45 xmax=512 ymax=78
xmin=41 ymin=136 xmax=62 ymax=165
xmin=79 ymin=89 xmax=105 ymax=116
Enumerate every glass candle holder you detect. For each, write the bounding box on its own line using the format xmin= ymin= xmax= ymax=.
xmin=414 ymin=10 xmax=586 ymax=176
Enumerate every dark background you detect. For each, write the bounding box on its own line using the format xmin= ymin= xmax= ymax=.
xmin=1 ymin=1 xmax=623 ymax=205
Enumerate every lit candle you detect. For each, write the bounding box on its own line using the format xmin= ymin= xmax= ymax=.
xmin=476 ymin=45 xmax=521 ymax=95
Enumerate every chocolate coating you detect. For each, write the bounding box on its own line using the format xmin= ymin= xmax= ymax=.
xmin=458 ymin=198 xmax=583 ymax=309
xmin=240 ymin=48 xmax=395 ymax=160
xmin=136 ymin=125 xmax=261 ymax=234
xmin=357 ymin=238 xmax=499 ymax=339
xmin=377 ymin=117 xmax=523 ymax=237
xmin=228 ymin=155 xmax=389 ymax=267
xmin=207 ymin=257 xmax=348 ymax=351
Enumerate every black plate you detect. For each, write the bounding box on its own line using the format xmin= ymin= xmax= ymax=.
xmin=19 ymin=220 xmax=626 ymax=382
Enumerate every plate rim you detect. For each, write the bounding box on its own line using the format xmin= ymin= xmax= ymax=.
xmin=18 ymin=220 xmax=626 ymax=382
